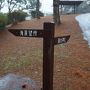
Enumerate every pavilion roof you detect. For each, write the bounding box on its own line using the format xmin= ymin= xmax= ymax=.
xmin=59 ymin=0 xmax=83 ymax=5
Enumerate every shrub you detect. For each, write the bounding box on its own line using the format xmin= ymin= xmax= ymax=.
xmin=31 ymin=10 xmax=44 ymax=18
xmin=0 ymin=13 xmax=8 ymax=30
xmin=8 ymin=10 xmax=28 ymax=24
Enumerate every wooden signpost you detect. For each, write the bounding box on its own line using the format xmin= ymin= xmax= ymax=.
xmin=8 ymin=22 xmax=70 ymax=90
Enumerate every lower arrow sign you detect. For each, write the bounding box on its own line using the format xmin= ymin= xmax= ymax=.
xmin=54 ymin=35 xmax=70 ymax=45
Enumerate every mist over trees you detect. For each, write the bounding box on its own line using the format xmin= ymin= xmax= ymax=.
xmin=4 ymin=0 xmax=39 ymax=13
xmin=0 ymin=0 xmax=42 ymax=18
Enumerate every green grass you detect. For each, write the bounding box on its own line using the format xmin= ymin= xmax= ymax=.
xmin=0 ymin=47 xmax=43 ymax=73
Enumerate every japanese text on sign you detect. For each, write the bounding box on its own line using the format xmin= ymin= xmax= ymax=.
xmin=20 ymin=30 xmax=37 ymax=37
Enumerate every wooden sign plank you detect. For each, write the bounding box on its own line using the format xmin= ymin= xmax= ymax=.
xmin=54 ymin=35 xmax=70 ymax=45
xmin=8 ymin=29 xmax=43 ymax=38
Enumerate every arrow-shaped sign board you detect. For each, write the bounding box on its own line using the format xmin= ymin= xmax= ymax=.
xmin=9 ymin=29 xmax=43 ymax=38
xmin=54 ymin=35 xmax=70 ymax=45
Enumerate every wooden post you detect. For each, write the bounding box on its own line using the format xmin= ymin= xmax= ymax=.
xmin=43 ymin=22 xmax=55 ymax=90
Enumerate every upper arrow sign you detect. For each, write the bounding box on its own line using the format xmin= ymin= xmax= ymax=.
xmin=54 ymin=35 xmax=70 ymax=45
xmin=8 ymin=29 xmax=43 ymax=38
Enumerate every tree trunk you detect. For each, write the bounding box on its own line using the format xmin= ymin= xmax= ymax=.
xmin=8 ymin=6 xmax=13 ymax=24
xmin=53 ymin=0 xmax=61 ymax=25
xmin=36 ymin=0 xmax=40 ymax=19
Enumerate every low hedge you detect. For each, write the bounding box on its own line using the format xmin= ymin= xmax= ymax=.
xmin=8 ymin=10 xmax=28 ymax=24
xmin=0 ymin=13 xmax=8 ymax=30
xmin=31 ymin=10 xmax=44 ymax=18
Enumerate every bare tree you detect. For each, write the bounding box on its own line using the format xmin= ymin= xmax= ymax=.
xmin=7 ymin=0 xmax=27 ymax=13
xmin=0 ymin=0 xmax=5 ymax=11
xmin=27 ymin=0 xmax=41 ymax=19
xmin=6 ymin=0 xmax=27 ymax=23
xmin=27 ymin=0 xmax=37 ymax=10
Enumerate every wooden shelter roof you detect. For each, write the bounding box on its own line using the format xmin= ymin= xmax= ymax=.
xmin=59 ymin=0 xmax=83 ymax=5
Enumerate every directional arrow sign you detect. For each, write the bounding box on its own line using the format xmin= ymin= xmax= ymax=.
xmin=9 ymin=29 xmax=43 ymax=38
xmin=8 ymin=22 xmax=70 ymax=90
xmin=54 ymin=35 xmax=70 ymax=45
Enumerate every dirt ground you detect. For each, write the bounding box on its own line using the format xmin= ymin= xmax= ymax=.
xmin=0 ymin=14 xmax=90 ymax=90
